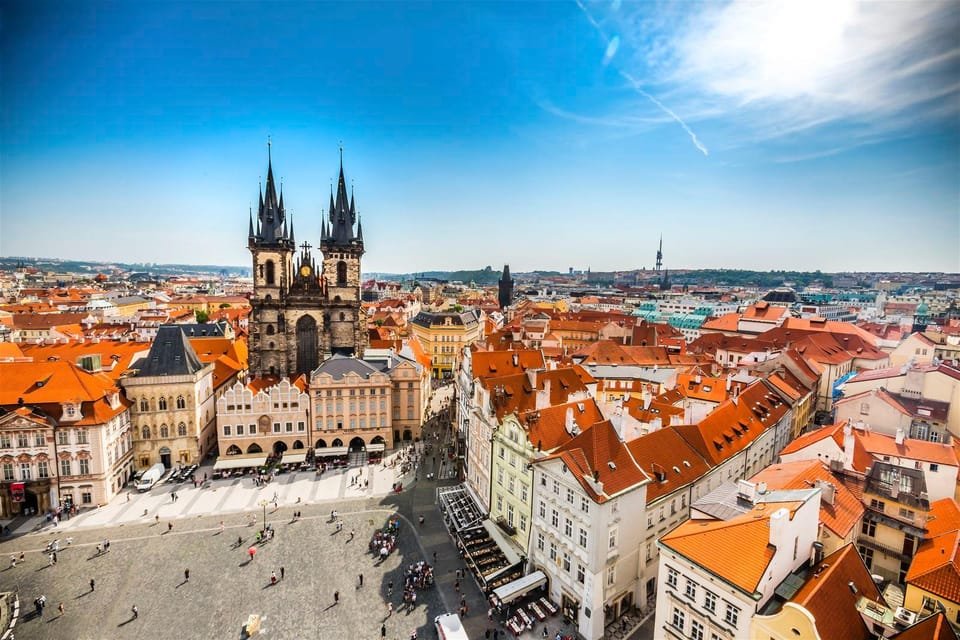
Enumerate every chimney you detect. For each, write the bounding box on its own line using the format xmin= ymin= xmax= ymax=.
xmin=642 ymin=388 xmax=652 ymax=410
xmin=512 ymin=352 xmax=519 ymax=367
xmin=815 ymin=480 xmax=836 ymax=506
xmin=565 ymin=407 xmax=576 ymax=434
xmin=536 ymin=379 xmax=552 ymax=410
xmin=726 ymin=373 xmax=733 ymax=391
xmin=895 ymin=428 xmax=905 ymax=445
xmin=768 ymin=507 xmax=791 ymax=549
xmin=843 ymin=424 xmax=856 ymax=470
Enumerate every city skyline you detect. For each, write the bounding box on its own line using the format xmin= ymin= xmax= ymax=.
xmin=1 ymin=1 xmax=958 ymax=273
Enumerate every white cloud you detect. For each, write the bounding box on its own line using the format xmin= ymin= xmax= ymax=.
xmin=574 ymin=0 xmax=960 ymax=153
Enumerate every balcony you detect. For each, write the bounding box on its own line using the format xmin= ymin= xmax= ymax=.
xmin=858 ymin=536 xmax=912 ymax=562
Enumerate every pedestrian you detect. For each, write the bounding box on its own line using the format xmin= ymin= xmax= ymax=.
xmin=456 ymin=569 xmax=462 ymax=579
xmin=18 ymin=551 xmax=24 ymax=563
xmin=155 ymin=514 xmax=159 ymax=524
xmin=542 ymin=626 xmax=549 ymax=638
xmin=58 ymin=601 xmax=64 ymax=616
xmin=9 ymin=554 xmax=15 ymax=568
xmin=237 ymin=535 xmax=243 ymax=548
xmin=104 ymin=539 xmax=110 ymax=552
xmin=270 ymin=571 xmax=277 ymax=586
xmin=454 ymin=579 xmax=459 ymax=592
xmin=219 ymin=521 xmax=224 ymax=534
xmin=488 ymin=607 xmax=493 ymax=621
xmin=381 ymin=623 xmax=387 ymax=638
xmin=387 ymin=579 xmax=393 ymax=596
xmin=334 ymin=590 xmax=340 ymax=605
xmin=167 ymin=522 xmax=173 ymax=533
xmin=131 ymin=605 xmax=138 ymax=619
xmin=96 ymin=543 xmax=102 ymax=555
xmin=432 ymin=551 xmax=437 ymax=563
xmin=48 ymin=553 xmax=54 ymax=566
xmin=387 ymin=601 xmax=393 ymax=616
xmin=347 ymin=530 xmax=354 ymax=542
xmin=90 ymin=578 xmax=95 ymax=592
xmin=184 ymin=568 xmax=190 ymax=582
xmin=358 ymin=573 xmax=363 ymax=587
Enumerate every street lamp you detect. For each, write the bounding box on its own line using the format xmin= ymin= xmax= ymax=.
xmin=258 ymin=499 xmax=268 ymax=535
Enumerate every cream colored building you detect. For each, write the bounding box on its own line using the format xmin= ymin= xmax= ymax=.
xmin=410 ymin=309 xmax=483 ymax=379
xmin=0 ymin=360 xmax=134 ymax=516
xmin=121 ymin=326 xmax=218 ymax=469
xmin=216 ymin=377 xmax=310 ymax=457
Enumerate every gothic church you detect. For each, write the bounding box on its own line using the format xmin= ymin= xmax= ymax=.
xmin=247 ymin=148 xmax=368 ymax=378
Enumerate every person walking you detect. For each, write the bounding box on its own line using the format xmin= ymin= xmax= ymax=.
xmin=219 ymin=521 xmax=224 ymax=534
xmin=89 ymin=578 xmax=95 ymax=592
xmin=270 ymin=571 xmax=277 ymax=586
xmin=381 ymin=623 xmax=387 ymax=638
xmin=358 ymin=573 xmax=363 ymax=587
xmin=280 ymin=566 xmax=285 ymax=580
xmin=184 ymin=568 xmax=190 ymax=582
xmin=334 ymin=590 xmax=340 ymax=605
xmin=131 ymin=605 xmax=138 ymax=619
xmin=387 ymin=601 xmax=393 ymax=617
xmin=18 ymin=551 xmax=24 ymax=563
xmin=167 ymin=522 xmax=173 ymax=533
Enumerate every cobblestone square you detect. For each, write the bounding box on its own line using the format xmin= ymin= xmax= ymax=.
xmin=0 ymin=506 xmax=446 ymax=640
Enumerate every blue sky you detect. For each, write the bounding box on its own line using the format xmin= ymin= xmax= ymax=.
xmin=1 ymin=1 xmax=958 ymax=273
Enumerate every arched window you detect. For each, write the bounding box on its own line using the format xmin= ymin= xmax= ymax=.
xmin=158 ymin=397 xmax=167 ymax=411
xmin=266 ymin=324 xmax=275 ymax=335
xmin=139 ymin=398 xmax=148 ymax=412
xmin=142 ymin=426 xmax=151 ymax=439
xmin=176 ymin=395 xmax=186 ymax=409
xmin=160 ymin=424 xmax=169 ymax=438
xmin=339 ymin=312 xmax=345 ymax=321
xmin=177 ymin=422 xmax=187 ymax=437
xmin=336 ymin=261 xmax=347 ymax=286
xmin=266 ymin=260 xmax=276 ymax=285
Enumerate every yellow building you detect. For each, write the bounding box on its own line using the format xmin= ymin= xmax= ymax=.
xmin=904 ymin=498 xmax=960 ymax=630
xmin=410 ymin=310 xmax=483 ymax=379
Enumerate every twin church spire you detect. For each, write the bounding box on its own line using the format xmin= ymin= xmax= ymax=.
xmin=249 ymin=142 xmax=361 ymax=250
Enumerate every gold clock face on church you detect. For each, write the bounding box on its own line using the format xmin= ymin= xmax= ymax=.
xmin=300 ymin=265 xmax=312 ymax=277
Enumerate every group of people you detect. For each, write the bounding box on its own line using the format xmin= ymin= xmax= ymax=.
xmin=402 ymin=560 xmax=434 ymax=591
xmin=370 ymin=516 xmax=400 ymax=561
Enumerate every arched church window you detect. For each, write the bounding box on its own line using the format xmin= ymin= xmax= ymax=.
xmin=266 ymin=325 xmax=275 ymax=335
xmin=158 ymin=397 xmax=167 ymax=411
xmin=337 ymin=261 xmax=347 ymax=286
xmin=266 ymin=260 xmax=276 ymax=285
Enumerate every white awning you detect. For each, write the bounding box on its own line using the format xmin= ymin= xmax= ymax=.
xmin=314 ymin=446 xmax=349 ymax=457
xmin=367 ymin=443 xmax=385 ymax=452
xmin=492 ymin=570 xmax=547 ymax=605
xmin=213 ymin=454 xmax=268 ymax=470
xmin=481 ymin=519 xmax=522 ymax=568
xmin=282 ymin=452 xmax=307 ymax=464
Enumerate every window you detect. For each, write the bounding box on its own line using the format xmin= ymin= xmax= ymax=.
xmin=79 ymin=458 xmax=90 ymax=475
xmin=273 ymin=423 xmax=281 ymax=434
xmin=519 ymin=514 xmax=527 ymax=532
xmin=608 ymin=528 xmax=617 ymax=549
xmin=724 ymin=603 xmax=739 ymax=626
xmin=576 ymin=564 xmax=585 ymax=584
xmin=691 ymin=620 xmax=704 ymax=640
xmin=497 ymin=468 xmax=504 ymax=486
xmin=607 ymin=566 xmax=615 ymax=586
xmin=0 ymin=434 xmax=9 ymax=449
xmin=537 ymin=532 xmax=544 ymax=552
xmin=34 ymin=433 xmax=45 ymax=447
xmin=647 ymin=514 xmax=653 ymax=529
xmin=508 ymin=476 xmax=515 ymax=494
xmin=60 ymin=459 xmax=72 ymax=477
xmin=666 ymin=567 xmax=679 ymax=588
xmin=860 ymin=402 xmax=869 ymax=415
xmin=704 ymin=591 xmax=717 ymax=614
xmin=160 ymin=425 xmax=169 ymax=438
xmin=224 ymin=425 xmax=231 ymax=436
xmin=566 ymin=487 xmax=575 ymax=504
xmin=38 ymin=460 xmax=49 ymax=478
xmin=581 ymin=496 xmax=590 ymax=513
xmin=671 ymin=608 xmax=685 ymax=631
xmin=496 ymin=496 xmax=503 ymax=512
xmin=236 ymin=424 xmax=244 ymax=436
xmin=176 ymin=395 xmax=186 ymax=409
xmin=551 ymin=509 xmax=559 ymax=528
xmin=82 ymin=492 xmax=92 ymax=504
xmin=553 ymin=480 xmax=560 ymax=495
xmin=56 ymin=431 xmax=69 ymax=446
xmin=19 ymin=462 xmax=31 ymax=481
xmin=539 ymin=501 xmax=546 ymax=519
xmin=139 ymin=398 xmax=148 ymax=412
xmin=579 ymin=528 xmax=588 ymax=548
xmin=142 ymin=426 xmax=150 ymax=439
xmin=931 ymin=464 xmax=940 ymax=472
xmin=285 ymin=422 xmax=293 ymax=433
xmin=562 ymin=552 xmax=571 ymax=572
xmin=178 ymin=423 xmax=187 ymax=437
xmin=520 ymin=484 xmax=528 ymax=502
xmin=158 ymin=397 xmax=167 ymax=410
xmin=870 ymin=499 xmax=885 ymax=512
xmin=297 ymin=421 xmax=305 ymax=432
xmin=898 ymin=507 xmax=914 ymax=521
xmin=1 ymin=463 xmax=12 ymax=481
xmin=685 ymin=579 xmax=697 ymax=600
xmin=549 ymin=542 xmax=557 ymax=561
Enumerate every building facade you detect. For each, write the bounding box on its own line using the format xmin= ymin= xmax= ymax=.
xmin=248 ymin=149 xmax=368 ymax=378
xmin=215 ymin=377 xmax=310 ymax=457
xmin=410 ymin=310 xmax=483 ymax=379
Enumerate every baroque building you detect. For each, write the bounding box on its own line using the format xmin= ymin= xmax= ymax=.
xmin=248 ymin=147 xmax=368 ymax=379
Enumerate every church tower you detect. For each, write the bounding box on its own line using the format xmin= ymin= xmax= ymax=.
xmin=318 ymin=152 xmax=367 ymax=357
xmin=498 ymin=264 xmax=514 ymax=309
xmin=248 ymin=142 xmax=295 ymax=377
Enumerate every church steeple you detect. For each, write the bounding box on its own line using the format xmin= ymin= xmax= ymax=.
xmin=326 ymin=150 xmax=361 ymax=247
xmin=254 ymin=139 xmax=289 ymax=246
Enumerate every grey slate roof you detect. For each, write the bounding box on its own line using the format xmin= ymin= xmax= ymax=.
xmin=311 ymin=353 xmax=382 ymax=380
xmin=411 ymin=310 xmax=481 ymax=328
xmin=176 ymin=321 xmax=228 ymax=337
xmin=691 ymin=481 xmax=818 ymax=521
xmin=132 ymin=325 xmax=205 ymax=377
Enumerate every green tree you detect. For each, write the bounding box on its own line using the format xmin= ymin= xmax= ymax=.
xmin=195 ymin=310 xmax=209 ymax=324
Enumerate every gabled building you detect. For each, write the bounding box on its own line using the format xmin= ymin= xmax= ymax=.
xmin=904 ymin=498 xmax=960 ymax=629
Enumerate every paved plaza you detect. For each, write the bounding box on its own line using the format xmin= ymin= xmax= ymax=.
xmin=0 ymin=503 xmax=445 ymax=640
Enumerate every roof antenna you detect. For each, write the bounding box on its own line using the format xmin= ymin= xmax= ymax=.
xmin=267 ymin=135 xmax=272 ymax=163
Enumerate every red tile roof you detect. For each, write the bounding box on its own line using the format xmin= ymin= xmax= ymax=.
xmin=906 ymin=499 xmax=960 ymax=604
xmin=626 ymin=428 xmax=712 ymax=502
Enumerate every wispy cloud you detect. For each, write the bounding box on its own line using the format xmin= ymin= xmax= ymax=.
xmin=574 ymin=0 xmax=709 ymax=156
xmin=567 ymin=0 xmax=960 ymax=159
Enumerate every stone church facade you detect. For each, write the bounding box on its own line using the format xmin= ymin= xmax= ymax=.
xmin=248 ymin=148 xmax=368 ymax=379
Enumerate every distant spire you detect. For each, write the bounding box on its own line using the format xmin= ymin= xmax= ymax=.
xmin=328 ymin=186 xmax=336 ymax=224
xmin=289 ymin=213 xmax=295 ymax=244
xmin=248 ymin=206 xmax=255 ymax=241
xmin=321 ymin=216 xmax=327 ymax=241
xmin=356 ymin=216 xmax=363 ymax=242
xmin=350 ymin=182 xmax=356 ymax=224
